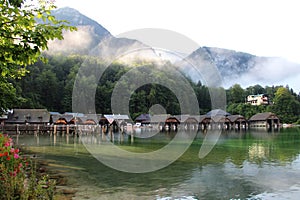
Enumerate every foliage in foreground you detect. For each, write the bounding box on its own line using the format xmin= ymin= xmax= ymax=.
xmin=0 ymin=0 xmax=76 ymax=114
xmin=0 ymin=133 xmax=55 ymax=200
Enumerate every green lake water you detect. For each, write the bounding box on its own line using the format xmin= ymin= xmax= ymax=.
xmin=13 ymin=128 xmax=300 ymax=200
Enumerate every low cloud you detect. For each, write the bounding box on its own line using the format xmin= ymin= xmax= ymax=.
xmin=47 ymin=26 xmax=97 ymax=54
xmin=224 ymin=57 xmax=300 ymax=92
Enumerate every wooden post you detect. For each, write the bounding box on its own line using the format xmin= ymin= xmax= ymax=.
xmin=62 ymin=125 xmax=65 ymax=136
xmin=109 ymin=126 xmax=114 ymax=142
xmin=66 ymin=125 xmax=70 ymax=135
xmin=54 ymin=125 xmax=57 ymax=135
xmin=16 ymin=124 xmax=20 ymax=135
xmin=36 ymin=134 xmax=39 ymax=145
xmin=131 ymin=132 xmax=134 ymax=144
xmin=34 ymin=125 xmax=37 ymax=136
xmin=66 ymin=134 xmax=69 ymax=144
xmin=53 ymin=134 xmax=56 ymax=146
xmin=102 ymin=128 xmax=105 ymax=141
xmin=36 ymin=125 xmax=40 ymax=136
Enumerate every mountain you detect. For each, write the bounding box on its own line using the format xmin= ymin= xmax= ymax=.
xmin=51 ymin=7 xmax=111 ymax=40
xmin=47 ymin=7 xmax=300 ymax=90
xmin=181 ymin=47 xmax=257 ymax=85
xmin=47 ymin=7 xmax=146 ymax=56
xmin=184 ymin=46 xmax=300 ymax=89
xmin=201 ymin=47 xmax=256 ymax=77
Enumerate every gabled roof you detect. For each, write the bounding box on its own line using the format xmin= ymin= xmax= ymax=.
xmin=165 ymin=116 xmax=180 ymax=123
xmin=104 ymin=114 xmax=129 ymax=120
xmin=151 ymin=114 xmax=170 ymax=123
xmin=6 ymin=109 xmax=50 ymax=124
xmin=249 ymin=112 xmax=279 ymax=121
xmin=135 ymin=114 xmax=151 ymax=122
xmin=175 ymin=115 xmax=200 ymax=123
xmin=199 ymin=115 xmax=211 ymax=122
xmin=102 ymin=114 xmax=130 ymax=125
xmin=49 ymin=111 xmax=61 ymax=116
xmin=227 ymin=115 xmax=246 ymax=122
xmin=51 ymin=114 xmax=62 ymax=123
xmin=84 ymin=119 xmax=97 ymax=125
xmin=206 ymin=109 xmax=231 ymax=117
xmin=55 ymin=118 xmax=68 ymax=125
xmin=69 ymin=116 xmax=84 ymax=124
xmin=64 ymin=112 xmax=85 ymax=118
xmin=60 ymin=114 xmax=74 ymax=122
xmin=85 ymin=114 xmax=100 ymax=122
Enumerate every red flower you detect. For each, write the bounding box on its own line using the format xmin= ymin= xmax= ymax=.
xmin=6 ymin=156 xmax=11 ymax=161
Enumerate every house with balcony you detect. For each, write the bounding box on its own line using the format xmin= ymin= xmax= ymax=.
xmin=246 ymin=94 xmax=269 ymax=106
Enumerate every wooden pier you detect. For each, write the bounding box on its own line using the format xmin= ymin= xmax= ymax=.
xmin=0 ymin=124 xmax=103 ymax=136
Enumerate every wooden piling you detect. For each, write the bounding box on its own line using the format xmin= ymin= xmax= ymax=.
xmin=131 ymin=132 xmax=134 ymax=144
xmin=16 ymin=124 xmax=20 ymax=135
xmin=66 ymin=125 xmax=70 ymax=135
xmin=54 ymin=125 xmax=57 ymax=135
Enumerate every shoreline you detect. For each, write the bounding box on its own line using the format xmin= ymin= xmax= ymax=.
xmin=20 ymin=149 xmax=79 ymax=200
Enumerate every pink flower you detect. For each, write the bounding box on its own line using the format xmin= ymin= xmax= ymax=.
xmin=4 ymin=142 xmax=10 ymax=147
xmin=14 ymin=154 xmax=19 ymax=159
xmin=10 ymin=148 xmax=15 ymax=153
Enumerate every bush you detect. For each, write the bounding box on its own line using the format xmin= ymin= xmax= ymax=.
xmin=0 ymin=133 xmax=55 ymax=200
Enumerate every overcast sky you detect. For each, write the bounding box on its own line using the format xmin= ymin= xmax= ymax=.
xmin=54 ymin=0 xmax=300 ymax=92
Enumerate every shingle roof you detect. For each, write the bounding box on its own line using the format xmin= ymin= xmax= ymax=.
xmin=104 ymin=114 xmax=129 ymax=120
xmin=249 ymin=112 xmax=279 ymax=121
xmin=206 ymin=109 xmax=231 ymax=116
xmin=199 ymin=115 xmax=210 ymax=123
xmin=227 ymin=115 xmax=246 ymax=122
xmin=150 ymin=114 xmax=170 ymax=123
xmin=135 ymin=114 xmax=151 ymax=122
xmin=175 ymin=115 xmax=200 ymax=123
xmin=6 ymin=109 xmax=50 ymax=124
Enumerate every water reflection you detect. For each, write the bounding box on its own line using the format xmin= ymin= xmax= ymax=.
xmin=13 ymin=128 xmax=300 ymax=199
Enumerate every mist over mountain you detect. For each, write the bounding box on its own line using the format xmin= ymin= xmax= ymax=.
xmin=44 ymin=7 xmax=109 ymax=55
xmin=47 ymin=7 xmax=300 ymax=91
xmin=184 ymin=46 xmax=300 ymax=90
xmin=47 ymin=7 xmax=149 ymax=61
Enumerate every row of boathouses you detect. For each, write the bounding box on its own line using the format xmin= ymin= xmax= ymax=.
xmin=0 ymin=109 xmax=280 ymax=133
xmin=135 ymin=110 xmax=280 ymax=131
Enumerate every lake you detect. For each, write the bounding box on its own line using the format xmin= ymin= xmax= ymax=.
xmin=13 ymin=128 xmax=300 ymax=200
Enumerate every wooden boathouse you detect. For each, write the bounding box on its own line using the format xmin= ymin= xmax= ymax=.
xmin=227 ymin=115 xmax=248 ymax=130
xmin=6 ymin=109 xmax=50 ymax=125
xmin=249 ymin=112 xmax=280 ymax=129
xmin=135 ymin=114 xmax=151 ymax=126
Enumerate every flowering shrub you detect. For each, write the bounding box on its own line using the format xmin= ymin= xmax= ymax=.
xmin=0 ymin=133 xmax=55 ymax=200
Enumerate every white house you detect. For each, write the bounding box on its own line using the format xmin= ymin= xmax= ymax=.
xmin=247 ymin=94 xmax=269 ymax=106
